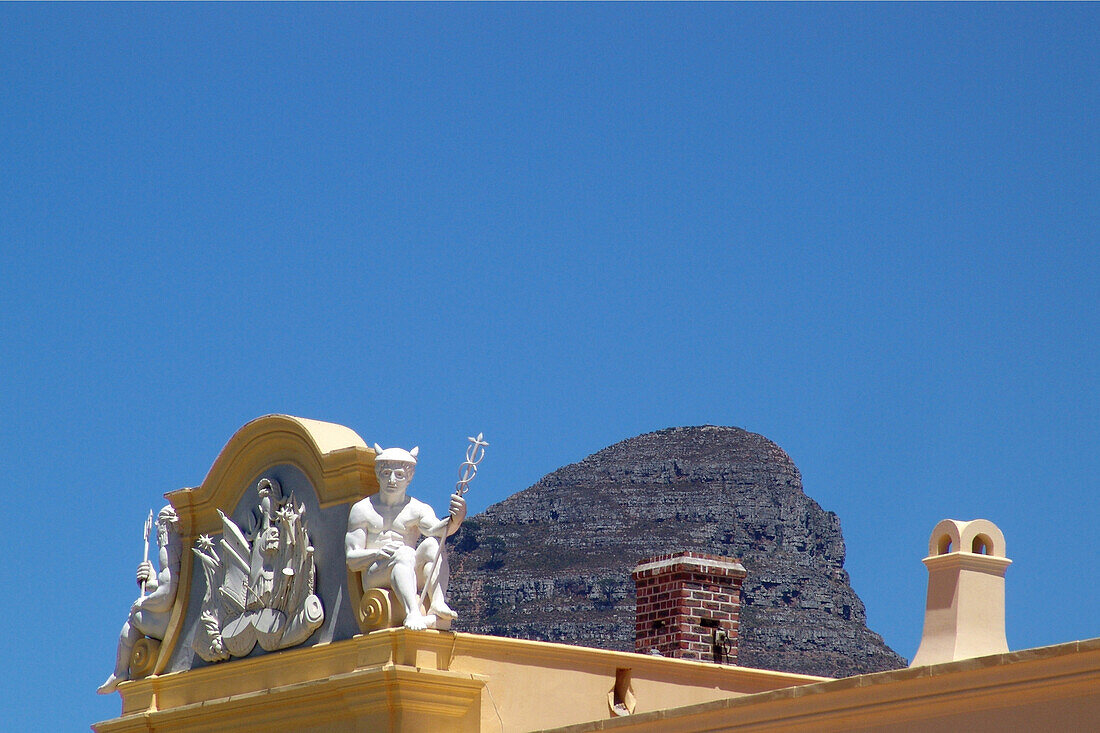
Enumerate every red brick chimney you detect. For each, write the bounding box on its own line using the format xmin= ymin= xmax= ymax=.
xmin=632 ymin=551 xmax=746 ymax=664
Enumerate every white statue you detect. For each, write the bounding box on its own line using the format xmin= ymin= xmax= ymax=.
xmin=98 ymin=505 xmax=180 ymax=694
xmin=191 ymin=478 xmax=324 ymax=662
xmin=346 ymin=445 xmax=467 ymax=630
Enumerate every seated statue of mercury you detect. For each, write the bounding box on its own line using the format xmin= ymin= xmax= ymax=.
xmin=345 ymin=445 xmax=467 ymax=630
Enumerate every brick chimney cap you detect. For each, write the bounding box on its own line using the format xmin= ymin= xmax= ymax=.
xmin=632 ymin=551 xmax=746 ymax=578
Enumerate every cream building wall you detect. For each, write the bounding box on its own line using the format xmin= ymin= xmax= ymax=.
xmin=544 ymin=639 xmax=1100 ymax=732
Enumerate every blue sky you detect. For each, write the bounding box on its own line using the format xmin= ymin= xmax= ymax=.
xmin=1 ymin=4 xmax=1097 ymax=729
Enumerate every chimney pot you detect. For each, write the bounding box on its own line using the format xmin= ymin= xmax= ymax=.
xmin=911 ymin=519 xmax=1011 ymax=667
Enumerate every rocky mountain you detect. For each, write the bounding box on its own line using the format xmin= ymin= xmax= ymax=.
xmin=447 ymin=425 xmax=906 ymax=678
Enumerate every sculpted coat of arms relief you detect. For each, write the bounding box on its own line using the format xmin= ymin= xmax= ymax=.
xmin=191 ymin=477 xmax=325 ymax=662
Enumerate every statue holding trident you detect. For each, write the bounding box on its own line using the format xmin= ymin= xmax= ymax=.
xmin=345 ymin=435 xmax=487 ymax=631
xmin=98 ymin=505 xmax=180 ymax=694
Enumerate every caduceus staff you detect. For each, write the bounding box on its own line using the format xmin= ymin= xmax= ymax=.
xmin=420 ymin=432 xmax=489 ymax=606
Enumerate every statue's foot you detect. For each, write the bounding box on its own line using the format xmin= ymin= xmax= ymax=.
xmin=403 ymin=612 xmax=430 ymax=631
xmin=428 ymin=601 xmax=457 ymax=620
xmin=97 ymin=674 xmax=122 ymax=695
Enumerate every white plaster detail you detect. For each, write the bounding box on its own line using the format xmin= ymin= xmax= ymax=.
xmin=191 ymin=478 xmax=325 ymax=662
xmin=346 ymin=445 xmax=468 ymax=631
xmin=98 ymin=505 xmax=181 ymax=694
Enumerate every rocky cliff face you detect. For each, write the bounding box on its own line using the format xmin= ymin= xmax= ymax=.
xmin=447 ymin=425 xmax=906 ymax=678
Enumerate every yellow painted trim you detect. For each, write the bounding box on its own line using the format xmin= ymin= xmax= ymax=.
xmin=167 ymin=415 xmax=377 ymax=537
xmin=98 ymin=664 xmax=487 ymax=733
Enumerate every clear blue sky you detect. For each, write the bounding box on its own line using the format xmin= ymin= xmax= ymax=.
xmin=1 ymin=4 xmax=1097 ymax=729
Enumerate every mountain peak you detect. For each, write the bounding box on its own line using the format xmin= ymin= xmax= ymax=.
xmin=448 ymin=425 xmax=905 ymax=677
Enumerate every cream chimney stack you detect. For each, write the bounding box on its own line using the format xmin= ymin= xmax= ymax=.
xmin=911 ymin=519 xmax=1011 ymax=667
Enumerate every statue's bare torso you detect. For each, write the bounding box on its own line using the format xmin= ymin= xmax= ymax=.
xmin=347 ymin=495 xmax=439 ymax=574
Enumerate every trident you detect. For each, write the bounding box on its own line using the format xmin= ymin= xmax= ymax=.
xmin=139 ymin=509 xmax=154 ymax=599
xmin=420 ymin=433 xmax=488 ymax=606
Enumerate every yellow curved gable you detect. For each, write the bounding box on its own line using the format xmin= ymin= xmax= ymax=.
xmin=151 ymin=415 xmax=378 ymax=676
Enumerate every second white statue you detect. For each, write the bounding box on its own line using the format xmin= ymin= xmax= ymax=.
xmin=345 ymin=445 xmax=468 ymax=630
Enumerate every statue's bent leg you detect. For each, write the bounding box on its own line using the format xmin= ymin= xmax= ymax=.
xmin=416 ymin=537 xmax=456 ymax=620
xmin=389 ymin=546 xmax=429 ymax=630
xmin=97 ymin=609 xmax=143 ymax=694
